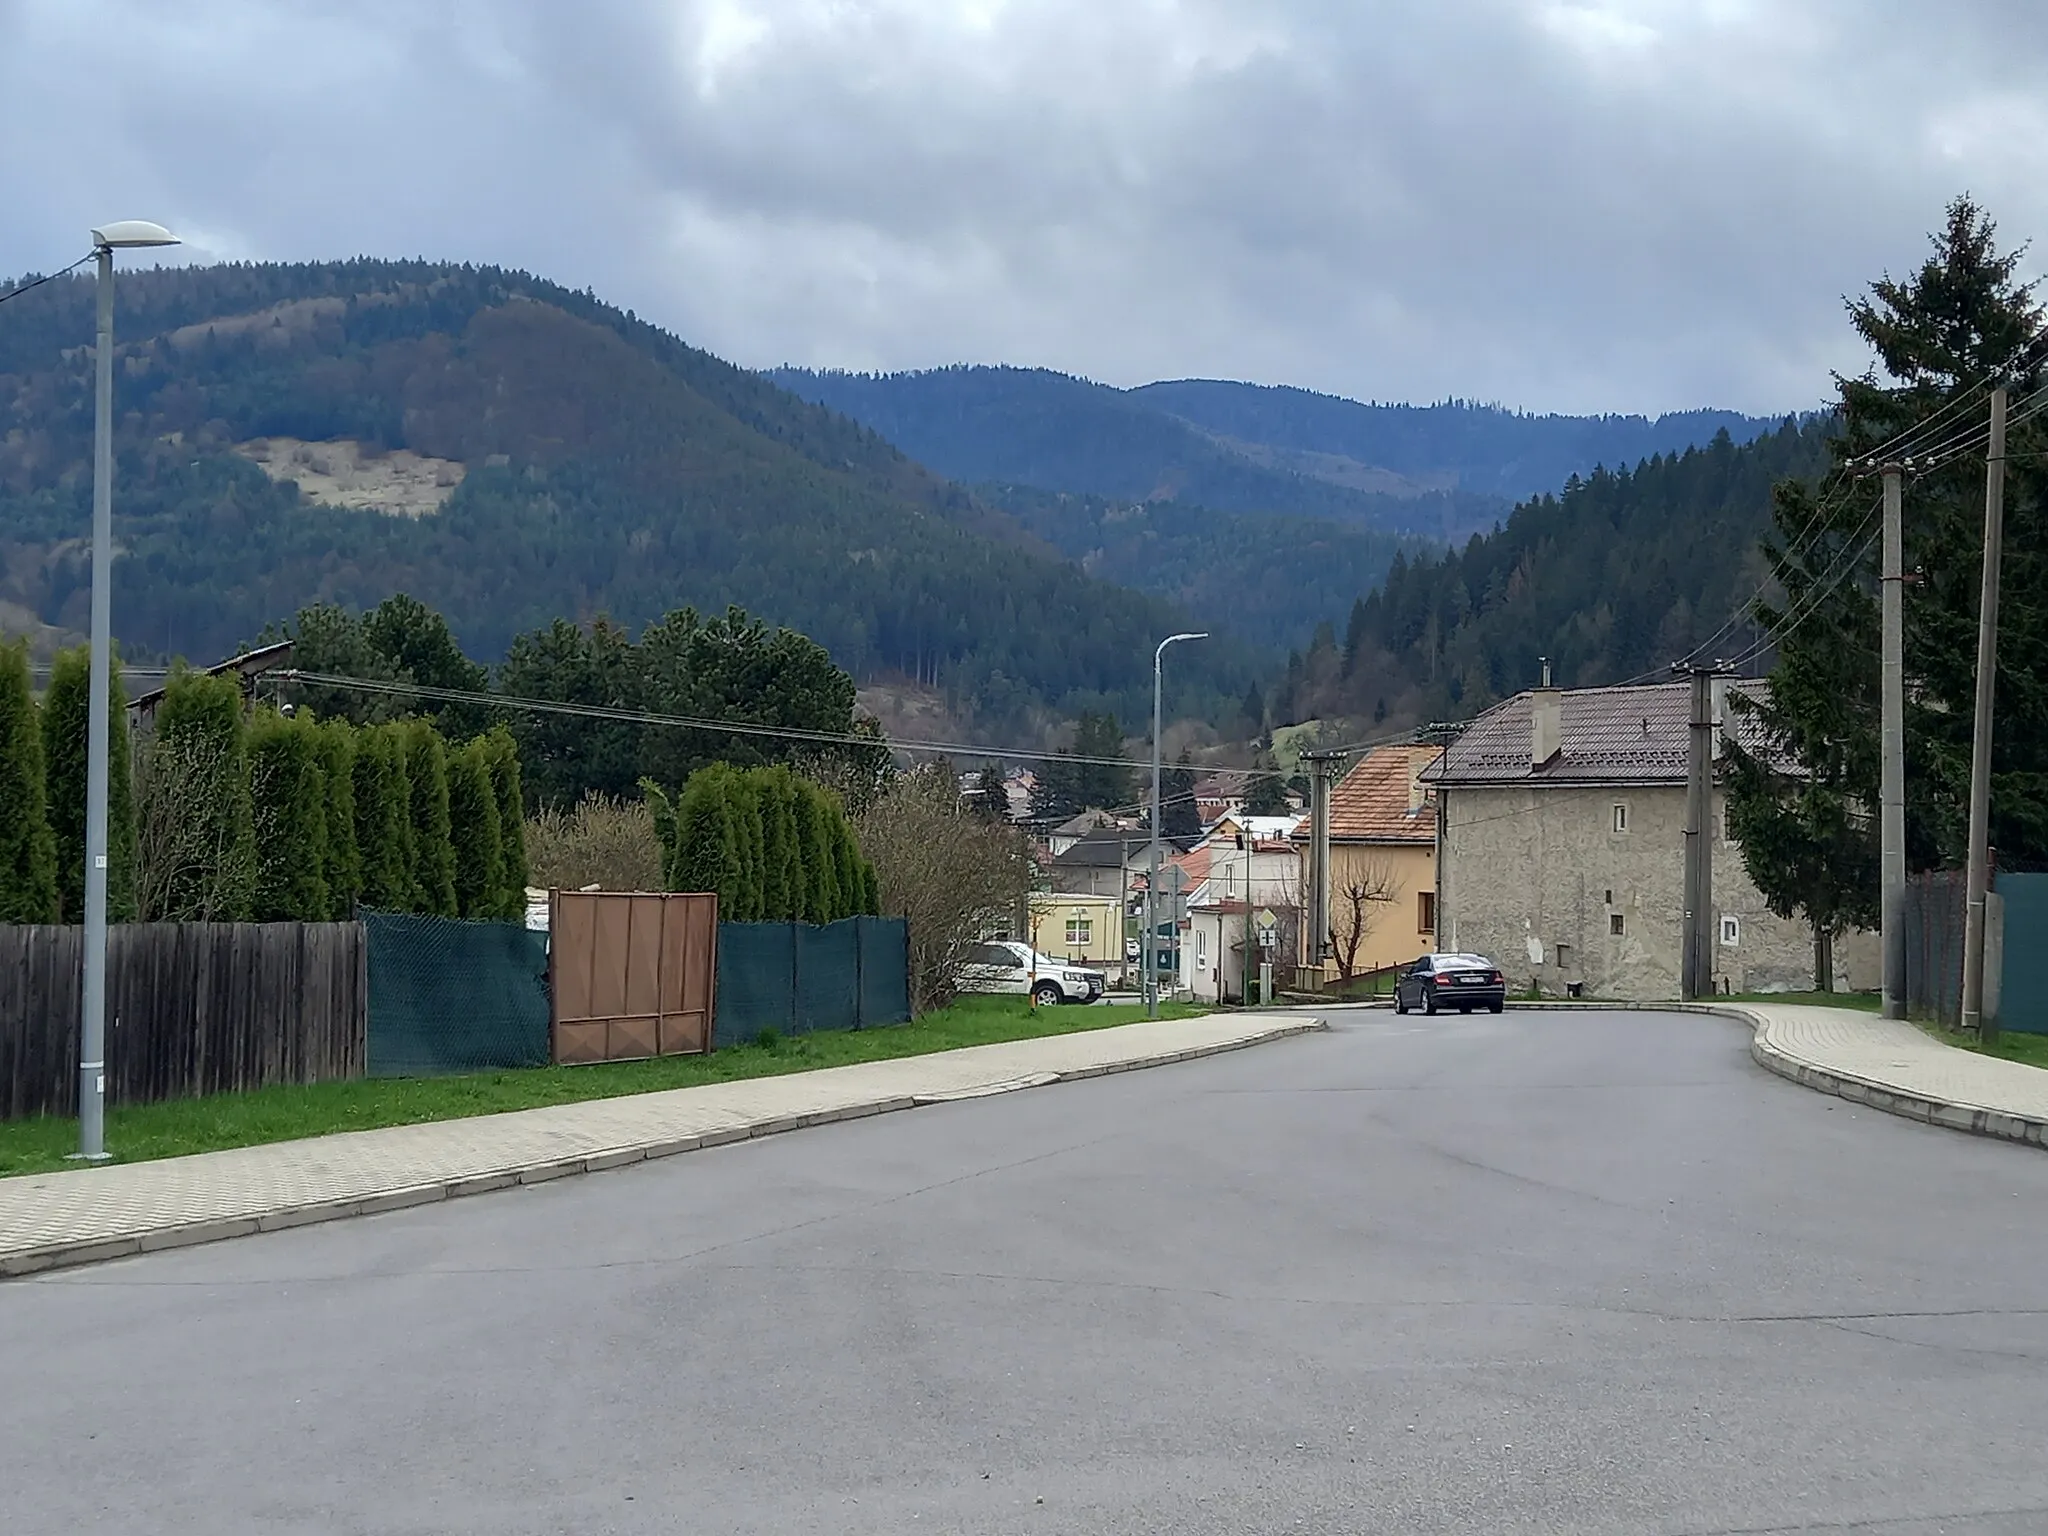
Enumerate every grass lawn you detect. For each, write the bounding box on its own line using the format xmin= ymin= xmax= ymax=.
xmin=1918 ymin=1021 xmax=2048 ymax=1070
xmin=0 ymin=995 xmax=1203 ymax=1180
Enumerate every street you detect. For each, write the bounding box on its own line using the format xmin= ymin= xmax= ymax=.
xmin=8 ymin=1008 xmax=2048 ymax=1534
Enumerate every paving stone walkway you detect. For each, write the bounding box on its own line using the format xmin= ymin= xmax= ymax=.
xmin=0 ymin=1013 xmax=1321 ymax=1277
xmin=1743 ymin=1002 xmax=2048 ymax=1145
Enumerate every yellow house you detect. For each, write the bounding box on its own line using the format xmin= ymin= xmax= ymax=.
xmin=1307 ymin=743 xmax=1442 ymax=981
xmin=1026 ymin=891 xmax=1125 ymax=968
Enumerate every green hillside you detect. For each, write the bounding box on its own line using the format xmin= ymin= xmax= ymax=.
xmin=0 ymin=261 xmax=1253 ymax=728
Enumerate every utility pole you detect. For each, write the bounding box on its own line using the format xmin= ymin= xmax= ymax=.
xmin=1147 ymin=632 xmax=1205 ymax=1017
xmin=1961 ymin=385 xmax=2009 ymax=1040
xmin=1300 ymin=748 xmax=1344 ymax=981
xmin=1675 ymin=661 xmax=1729 ymax=1002
xmin=1878 ymin=463 xmax=1909 ymax=1020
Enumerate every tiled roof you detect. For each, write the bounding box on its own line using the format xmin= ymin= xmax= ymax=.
xmin=1424 ymin=680 xmax=1775 ymax=786
xmin=1320 ymin=744 xmax=1442 ymax=843
xmin=1050 ymin=833 xmax=1149 ymax=868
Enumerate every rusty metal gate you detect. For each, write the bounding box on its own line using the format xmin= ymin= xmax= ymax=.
xmin=549 ymin=891 xmax=719 ymax=1064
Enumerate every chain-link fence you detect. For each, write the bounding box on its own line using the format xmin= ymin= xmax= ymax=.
xmin=715 ymin=917 xmax=910 ymax=1048
xmin=364 ymin=912 xmax=550 ymax=1076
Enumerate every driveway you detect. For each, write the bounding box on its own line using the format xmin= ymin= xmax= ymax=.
xmin=8 ymin=1008 xmax=2048 ymax=1534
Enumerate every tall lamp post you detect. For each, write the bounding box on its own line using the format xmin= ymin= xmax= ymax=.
xmin=1146 ymin=631 xmax=1206 ymax=1018
xmin=74 ymin=220 xmax=179 ymax=1161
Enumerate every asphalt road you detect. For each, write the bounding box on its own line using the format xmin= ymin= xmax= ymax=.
xmin=10 ymin=1008 xmax=2048 ymax=1535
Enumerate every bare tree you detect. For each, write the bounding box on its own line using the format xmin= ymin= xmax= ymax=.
xmin=525 ymin=793 xmax=664 ymax=893
xmin=855 ymin=762 xmax=1032 ymax=1012
xmin=134 ymin=733 xmax=259 ymax=922
xmin=1328 ymin=854 xmax=1401 ymax=981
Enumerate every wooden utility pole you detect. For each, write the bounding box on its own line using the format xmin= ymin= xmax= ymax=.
xmin=1961 ymin=385 xmax=2009 ymax=1039
xmin=1879 ymin=464 xmax=1908 ymax=1019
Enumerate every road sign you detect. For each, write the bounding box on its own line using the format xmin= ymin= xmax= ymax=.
xmin=1255 ymin=908 xmax=1277 ymax=932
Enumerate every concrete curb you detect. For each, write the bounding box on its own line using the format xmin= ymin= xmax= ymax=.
xmin=1 ymin=1020 xmax=1326 ymax=1279
xmin=1732 ymin=1006 xmax=2048 ymax=1149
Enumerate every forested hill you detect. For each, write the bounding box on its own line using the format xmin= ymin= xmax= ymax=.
xmin=767 ymin=364 xmax=1504 ymax=540
xmin=1278 ymin=419 xmax=1833 ymax=729
xmin=1130 ymin=380 xmax=1778 ymax=502
xmin=0 ymin=260 xmax=1254 ymax=728
xmin=767 ymin=364 xmax=1779 ymax=533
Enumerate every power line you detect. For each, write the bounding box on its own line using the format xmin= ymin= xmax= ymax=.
xmin=0 ymin=254 xmax=92 ymax=308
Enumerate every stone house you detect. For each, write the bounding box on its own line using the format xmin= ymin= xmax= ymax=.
xmin=1299 ymin=743 xmax=1443 ymax=982
xmin=1424 ymin=679 xmax=1875 ymax=1000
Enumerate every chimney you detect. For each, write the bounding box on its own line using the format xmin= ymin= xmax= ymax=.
xmin=1710 ymin=675 xmax=1731 ymax=759
xmin=1530 ymin=670 xmax=1562 ymax=769
xmin=1407 ymin=751 xmax=1426 ymax=812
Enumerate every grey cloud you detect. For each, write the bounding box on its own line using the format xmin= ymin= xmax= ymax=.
xmin=4 ymin=0 xmax=2045 ymax=415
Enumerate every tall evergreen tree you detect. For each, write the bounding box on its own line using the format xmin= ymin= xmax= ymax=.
xmin=973 ymin=762 xmax=1009 ymax=824
xmin=1242 ymin=753 xmax=1292 ymax=816
xmin=790 ymin=780 xmax=837 ymax=923
xmin=1161 ymin=749 xmax=1201 ymax=841
xmin=1731 ymin=196 xmax=2048 ymax=953
xmin=448 ymin=738 xmax=506 ymax=919
xmin=150 ymin=667 xmax=256 ymax=921
xmin=669 ymin=764 xmax=746 ymax=910
xmin=726 ymin=768 xmax=766 ymax=921
xmin=314 ymin=719 xmax=360 ymax=919
xmin=247 ymin=710 xmax=332 ymax=921
xmin=353 ymin=723 xmax=415 ymax=911
xmin=756 ymin=766 xmax=803 ymax=919
xmin=402 ymin=720 xmax=458 ymax=917
xmin=0 ymin=641 xmax=58 ymax=923
xmin=40 ymin=645 xmax=136 ymax=923
xmin=480 ymin=726 xmax=529 ymax=915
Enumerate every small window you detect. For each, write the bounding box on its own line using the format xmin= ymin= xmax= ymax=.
xmin=1720 ymin=915 xmax=1741 ymax=947
xmin=1417 ymin=891 xmax=1437 ymax=934
xmin=1611 ymin=804 xmax=1629 ymax=834
xmin=1603 ymin=888 xmax=1614 ymax=905
xmin=1064 ymin=917 xmax=1093 ymax=947
xmin=1609 ymin=913 xmax=1625 ymax=936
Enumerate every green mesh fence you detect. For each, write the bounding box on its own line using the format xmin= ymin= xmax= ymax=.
xmin=1998 ymin=874 xmax=2048 ymax=1034
xmin=715 ymin=916 xmax=910 ymax=1047
xmin=364 ymin=912 xmax=551 ymax=1077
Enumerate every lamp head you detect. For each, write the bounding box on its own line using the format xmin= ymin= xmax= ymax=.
xmin=91 ymin=220 xmax=180 ymax=250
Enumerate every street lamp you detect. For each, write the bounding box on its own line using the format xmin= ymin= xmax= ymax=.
xmin=1146 ymin=631 xmax=1206 ymax=1018
xmin=74 ymin=220 xmax=179 ymax=1161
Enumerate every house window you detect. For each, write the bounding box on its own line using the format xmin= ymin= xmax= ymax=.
xmin=1610 ymin=913 xmax=1625 ymax=936
xmin=1603 ymin=888 xmax=1614 ymax=906
xmin=1611 ymin=803 xmax=1629 ymax=834
xmin=1195 ymin=930 xmax=1208 ymax=970
xmin=1417 ymin=891 xmax=1437 ymax=934
xmin=1720 ymin=915 xmax=1741 ymax=947
xmin=1064 ymin=917 xmax=1093 ymax=947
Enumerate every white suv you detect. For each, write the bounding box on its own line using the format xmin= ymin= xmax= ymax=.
xmin=956 ymin=940 xmax=1106 ymax=1006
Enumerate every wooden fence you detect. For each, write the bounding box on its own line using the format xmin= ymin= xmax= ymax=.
xmin=0 ymin=923 xmax=366 ymax=1120
xmin=550 ymin=891 xmax=719 ymax=1064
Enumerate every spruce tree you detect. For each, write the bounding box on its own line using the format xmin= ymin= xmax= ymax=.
xmin=1161 ymin=749 xmax=1201 ymax=841
xmin=41 ymin=644 xmax=136 ymax=922
xmin=247 ymin=710 xmax=331 ymax=921
xmin=448 ymin=738 xmax=506 ymax=919
xmin=315 ymin=719 xmax=360 ymax=918
xmin=353 ymin=723 xmax=415 ymax=911
xmin=973 ymin=762 xmax=1009 ymax=824
xmin=0 ymin=641 xmax=58 ymax=923
xmin=402 ymin=720 xmax=458 ymax=917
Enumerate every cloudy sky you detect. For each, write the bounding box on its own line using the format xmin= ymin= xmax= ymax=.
xmin=3 ymin=0 xmax=2043 ymax=416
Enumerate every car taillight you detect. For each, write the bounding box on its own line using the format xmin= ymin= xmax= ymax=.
xmin=1490 ymin=971 xmax=1503 ymax=984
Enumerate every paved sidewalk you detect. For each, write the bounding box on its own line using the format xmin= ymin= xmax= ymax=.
xmin=0 ymin=1012 xmax=1321 ymax=1278
xmin=1739 ymin=1002 xmax=2048 ymax=1146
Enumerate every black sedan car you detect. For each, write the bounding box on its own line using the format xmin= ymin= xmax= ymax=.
xmin=1394 ymin=953 xmax=1507 ymax=1015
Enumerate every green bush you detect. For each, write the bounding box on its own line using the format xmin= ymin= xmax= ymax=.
xmin=247 ymin=709 xmax=332 ymax=921
xmin=756 ymin=766 xmax=802 ymax=920
xmin=448 ymin=737 xmax=506 ymax=920
xmin=39 ymin=645 xmax=136 ymax=923
xmin=0 ymin=642 xmax=58 ymax=923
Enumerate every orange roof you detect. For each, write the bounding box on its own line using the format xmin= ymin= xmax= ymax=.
xmin=1325 ymin=744 xmax=1442 ymax=844
xmin=1169 ymin=844 xmax=1212 ymax=885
